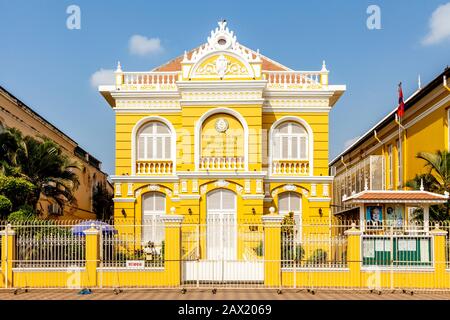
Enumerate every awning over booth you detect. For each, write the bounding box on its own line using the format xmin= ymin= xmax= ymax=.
xmin=340 ymin=190 xmax=449 ymax=233
xmin=343 ymin=190 xmax=449 ymax=205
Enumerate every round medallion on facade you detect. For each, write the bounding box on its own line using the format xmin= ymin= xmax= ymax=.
xmin=215 ymin=118 xmax=229 ymax=133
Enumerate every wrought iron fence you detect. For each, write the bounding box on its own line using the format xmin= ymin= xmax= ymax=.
xmin=100 ymin=218 xmax=165 ymax=269
xmin=281 ymin=218 xmax=350 ymax=269
xmin=11 ymin=220 xmax=86 ymax=268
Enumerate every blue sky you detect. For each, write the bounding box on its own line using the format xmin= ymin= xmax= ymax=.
xmin=0 ymin=0 xmax=449 ymax=175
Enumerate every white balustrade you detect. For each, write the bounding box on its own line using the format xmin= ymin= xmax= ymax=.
xmin=136 ymin=160 xmax=173 ymax=175
xmin=271 ymin=160 xmax=309 ymax=175
xmin=121 ymin=72 xmax=179 ymax=90
xmin=200 ymin=157 xmax=245 ymax=171
xmin=264 ymin=71 xmax=322 ymax=89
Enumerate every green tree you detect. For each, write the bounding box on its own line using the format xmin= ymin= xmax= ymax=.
xmin=92 ymin=182 xmax=113 ymax=220
xmin=406 ymin=150 xmax=450 ymax=220
xmin=0 ymin=128 xmax=81 ymax=213
xmin=0 ymin=175 xmax=36 ymax=211
xmin=0 ymin=195 xmax=12 ymax=218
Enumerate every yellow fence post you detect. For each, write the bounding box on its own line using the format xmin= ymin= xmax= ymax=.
xmin=344 ymin=223 xmax=362 ymax=289
xmin=161 ymin=213 xmax=184 ymax=287
xmin=262 ymin=214 xmax=284 ymax=288
xmin=430 ymin=224 xmax=447 ymax=289
xmin=84 ymin=224 xmax=100 ymax=288
xmin=0 ymin=224 xmax=15 ymax=289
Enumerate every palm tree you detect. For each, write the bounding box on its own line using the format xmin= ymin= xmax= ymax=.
xmin=92 ymin=182 xmax=113 ymax=221
xmin=0 ymin=128 xmax=81 ymax=212
xmin=16 ymin=136 xmax=81 ymax=211
xmin=416 ymin=150 xmax=450 ymax=191
xmin=0 ymin=127 xmax=24 ymax=176
xmin=406 ymin=150 xmax=450 ymax=220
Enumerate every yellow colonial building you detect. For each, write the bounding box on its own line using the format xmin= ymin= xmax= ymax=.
xmin=330 ymin=67 xmax=450 ymax=222
xmin=99 ymin=21 xmax=345 ymax=273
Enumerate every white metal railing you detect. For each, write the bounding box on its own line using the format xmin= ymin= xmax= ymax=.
xmin=264 ymin=71 xmax=322 ymax=89
xmin=181 ymin=216 xmax=265 ymax=287
xmin=281 ymin=218 xmax=351 ymax=269
xmin=121 ymin=71 xmax=179 ymax=90
xmin=199 ymin=156 xmax=245 ymax=171
xmin=136 ymin=160 xmax=174 ymax=175
xmin=272 ymin=160 xmax=309 ymax=175
xmin=100 ymin=218 xmax=165 ymax=269
xmin=12 ymin=221 xmax=86 ymax=268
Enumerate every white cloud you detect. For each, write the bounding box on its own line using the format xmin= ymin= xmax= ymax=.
xmin=344 ymin=136 xmax=360 ymax=148
xmin=129 ymin=35 xmax=163 ymax=56
xmin=422 ymin=2 xmax=450 ymax=45
xmin=90 ymin=69 xmax=115 ymax=88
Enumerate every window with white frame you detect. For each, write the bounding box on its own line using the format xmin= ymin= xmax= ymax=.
xmin=137 ymin=122 xmax=171 ymax=160
xmin=388 ymin=144 xmax=393 ymax=189
xmin=273 ymin=122 xmax=308 ymax=160
xmin=397 ymin=139 xmax=402 ymax=187
xmin=278 ymin=191 xmax=302 ymax=241
xmin=278 ymin=192 xmax=301 ymax=215
xmin=142 ymin=192 xmax=165 ymax=244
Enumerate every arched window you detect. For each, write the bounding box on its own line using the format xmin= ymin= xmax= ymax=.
xmin=137 ymin=122 xmax=171 ymax=160
xmin=278 ymin=191 xmax=302 ymax=241
xmin=278 ymin=192 xmax=301 ymax=215
xmin=273 ymin=122 xmax=308 ymax=160
xmin=142 ymin=192 xmax=165 ymax=244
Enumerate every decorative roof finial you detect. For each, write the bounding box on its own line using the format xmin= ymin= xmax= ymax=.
xmin=218 ymin=19 xmax=227 ymax=31
xmin=321 ymin=60 xmax=328 ymax=72
xmin=418 ymin=74 xmax=421 ymax=90
xmin=182 ymin=50 xmax=188 ymax=62
xmin=420 ymin=178 xmax=424 ymax=191
xmin=116 ymin=61 xmax=122 ymax=72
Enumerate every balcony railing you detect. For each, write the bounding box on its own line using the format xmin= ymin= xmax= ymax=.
xmin=199 ymin=156 xmax=245 ymax=171
xmin=119 ymin=72 xmax=179 ymax=91
xmin=271 ymin=160 xmax=309 ymax=175
xmin=136 ymin=160 xmax=174 ymax=175
xmin=264 ymin=71 xmax=324 ymax=90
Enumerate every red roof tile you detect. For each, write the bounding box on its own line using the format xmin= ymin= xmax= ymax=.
xmin=343 ymin=191 xmax=448 ymax=203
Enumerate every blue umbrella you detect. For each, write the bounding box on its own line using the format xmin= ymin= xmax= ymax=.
xmin=71 ymin=221 xmax=118 ymax=236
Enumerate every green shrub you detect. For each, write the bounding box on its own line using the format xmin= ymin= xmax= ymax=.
xmin=282 ymin=243 xmax=305 ymax=263
xmin=0 ymin=175 xmax=36 ymax=210
xmin=8 ymin=204 xmax=36 ymax=221
xmin=0 ymin=195 xmax=12 ymax=217
xmin=255 ymin=240 xmax=264 ymax=256
xmin=306 ymin=249 xmax=328 ymax=265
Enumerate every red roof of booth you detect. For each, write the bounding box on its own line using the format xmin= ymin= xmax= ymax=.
xmin=342 ymin=190 xmax=449 ymax=204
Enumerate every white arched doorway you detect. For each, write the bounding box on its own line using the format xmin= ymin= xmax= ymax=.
xmin=141 ymin=192 xmax=165 ymax=244
xmin=206 ymin=189 xmax=237 ymax=260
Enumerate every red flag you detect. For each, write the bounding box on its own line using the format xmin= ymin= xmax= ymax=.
xmin=397 ymin=82 xmax=405 ymax=118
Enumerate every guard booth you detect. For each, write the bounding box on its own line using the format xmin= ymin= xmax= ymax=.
xmin=341 ymin=189 xmax=449 ymax=267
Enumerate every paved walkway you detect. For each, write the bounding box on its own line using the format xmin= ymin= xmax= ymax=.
xmin=1 ymin=289 xmax=449 ymax=300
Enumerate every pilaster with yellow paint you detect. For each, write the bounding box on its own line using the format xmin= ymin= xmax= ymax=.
xmin=161 ymin=213 xmax=184 ymax=286
xmin=344 ymin=223 xmax=362 ymax=288
xmin=262 ymin=212 xmax=284 ymax=287
xmin=430 ymin=224 xmax=448 ymax=289
xmin=84 ymin=225 xmax=100 ymax=288
xmin=0 ymin=224 xmax=15 ymax=288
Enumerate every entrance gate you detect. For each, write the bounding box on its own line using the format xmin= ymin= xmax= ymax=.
xmin=182 ymin=189 xmax=264 ymax=285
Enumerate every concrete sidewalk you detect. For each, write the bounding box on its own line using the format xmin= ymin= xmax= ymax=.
xmin=1 ymin=289 xmax=449 ymax=300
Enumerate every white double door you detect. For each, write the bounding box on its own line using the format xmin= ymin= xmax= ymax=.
xmin=206 ymin=189 xmax=237 ymax=261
